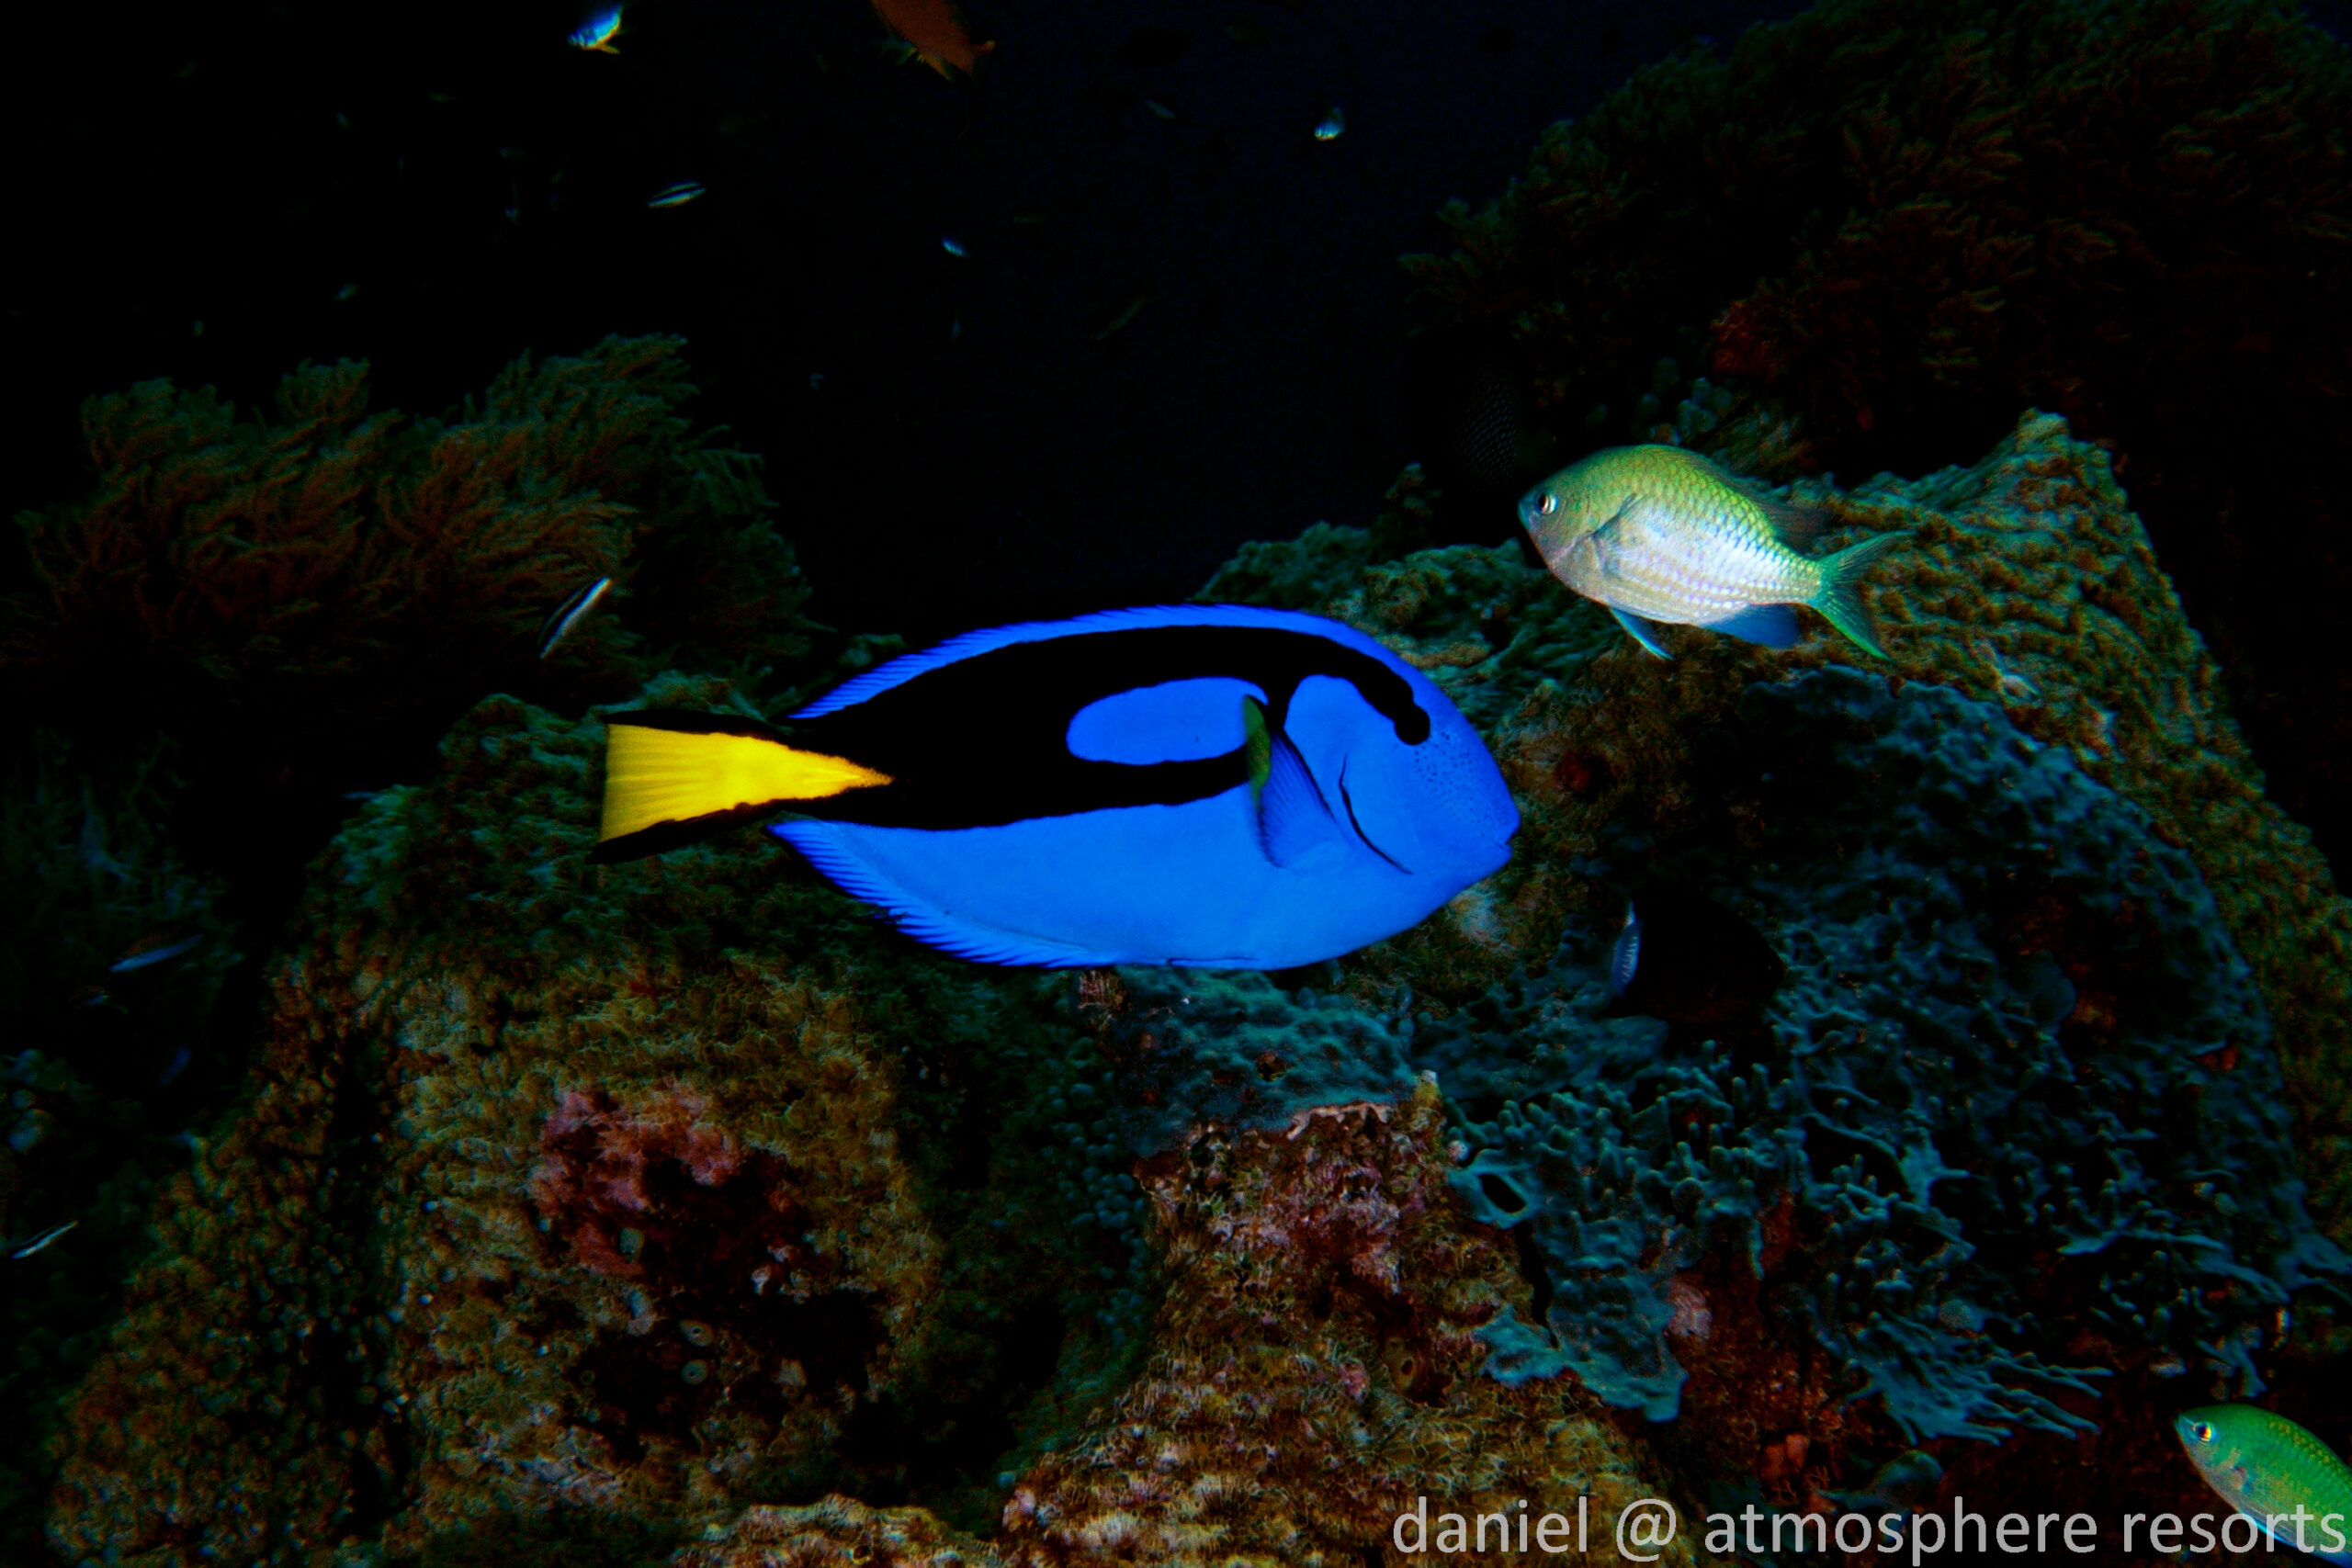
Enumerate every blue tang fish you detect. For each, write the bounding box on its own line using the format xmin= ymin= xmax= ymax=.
xmin=592 ymin=604 xmax=1520 ymax=966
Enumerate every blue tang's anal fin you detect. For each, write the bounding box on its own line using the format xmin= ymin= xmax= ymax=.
xmin=1611 ymin=606 xmax=1674 ymax=659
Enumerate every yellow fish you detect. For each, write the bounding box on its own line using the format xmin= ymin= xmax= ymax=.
xmin=1517 ymin=445 xmax=1905 ymax=659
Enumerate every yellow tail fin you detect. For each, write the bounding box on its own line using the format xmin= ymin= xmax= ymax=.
xmin=594 ymin=713 xmax=891 ymax=860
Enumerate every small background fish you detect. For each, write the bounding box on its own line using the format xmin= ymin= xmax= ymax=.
xmin=871 ymin=0 xmax=993 ymax=79
xmin=1520 ymin=444 xmax=1905 ymax=659
xmin=2177 ymin=1404 xmax=2352 ymax=1564
xmin=569 ymin=3 xmax=623 ymax=52
xmin=1601 ymin=886 xmax=1784 ymax=1028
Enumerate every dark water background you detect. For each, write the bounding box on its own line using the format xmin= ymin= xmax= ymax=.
xmin=10 ymin=0 xmax=1838 ymax=644
xmin=2 ymin=0 xmax=2346 ymax=793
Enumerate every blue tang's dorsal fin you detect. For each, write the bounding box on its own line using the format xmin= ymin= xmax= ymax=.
xmin=790 ymin=603 xmax=1419 ymax=719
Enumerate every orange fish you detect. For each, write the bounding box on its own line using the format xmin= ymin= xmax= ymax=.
xmin=872 ymin=0 xmax=993 ymax=78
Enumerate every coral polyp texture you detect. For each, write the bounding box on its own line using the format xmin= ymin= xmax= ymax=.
xmin=36 ymin=412 xmax=2352 ymax=1559
xmin=997 ymin=1089 xmax=1682 ymax=1567
xmin=35 ymin=645 xmax=1245 ymax=1558
xmin=2 ymin=335 xmax=824 ymax=892
xmin=1213 ymin=412 xmax=2352 ymax=1248
xmin=1402 ymin=0 xmax=2352 ymax=872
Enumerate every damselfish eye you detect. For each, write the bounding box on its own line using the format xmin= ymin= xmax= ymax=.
xmin=2191 ymin=1422 xmax=2213 ymax=1443
xmin=1539 ymin=493 xmax=1559 ymax=516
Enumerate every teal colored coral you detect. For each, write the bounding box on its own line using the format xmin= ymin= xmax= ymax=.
xmin=1451 ymin=669 xmax=2341 ymax=1442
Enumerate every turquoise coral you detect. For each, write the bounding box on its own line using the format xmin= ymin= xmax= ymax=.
xmin=1456 ymin=668 xmax=2335 ymax=1442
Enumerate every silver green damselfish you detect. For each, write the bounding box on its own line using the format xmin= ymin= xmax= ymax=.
xmin=2177 ymin=1405 xmax=2352 ymax=1565
xmin=1517 ymin=444 xmax=1905 ymax=660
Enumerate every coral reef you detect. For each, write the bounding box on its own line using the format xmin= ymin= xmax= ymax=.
xmin=36 ymin=407 xmax=2352 ymax=1562
xmin=0 ymin=734 xmax=242 ymax=1558
xmin=1210 ymin=412 xmax=2352 ymax=1250
xmin=1403 ymin=0 xmax=2352 ymax=873
xmin=40 ymin=675 xmax=1166 ymax=1562
xmin=999 ymin=1087 xmax=1682 ymax=1567
xmin=2 ymin=335 xmax=827 ymax=897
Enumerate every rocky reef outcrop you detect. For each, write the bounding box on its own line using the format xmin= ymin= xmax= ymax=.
xmin=35 ymin=409 xmax=2352 ymax=1564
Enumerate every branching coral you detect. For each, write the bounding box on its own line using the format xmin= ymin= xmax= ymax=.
xmin=3 ymin=335 xmax=825 ymax=887
xmin=1404 ymin=0 xmax=2352 ymax=869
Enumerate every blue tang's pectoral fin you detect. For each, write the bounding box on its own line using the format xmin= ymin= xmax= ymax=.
xmin=1703 ymin=603 xmax=1801 ymax=649
xmin=1610 ymin=606 xmax=1674 ymax=660
xmin=1244 ymin=696 xmax=1343 ymax=867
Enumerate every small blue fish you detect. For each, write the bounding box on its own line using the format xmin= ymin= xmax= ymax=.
xmin=594 ymin=605 xmax=1520 ymax=967
xmin=111 ymin=932 xmax=204 ymax=974
xmin=941 ymin=236 xmax=967 ymax=256
xmin=538 ymin=577 xmax=612 ymax=658
xmin=1602 ymin=888 xmax=1781 ymax=1025
xmin=571 ymin=3 xmax=623 ymax=51
xmin=648 ymin=181 xmax=706 ymax=209
xmin=8 ymin=1220 xmax=76 ymax=1260
xmin=1313 ymin=107 xmax=1345 ymax=141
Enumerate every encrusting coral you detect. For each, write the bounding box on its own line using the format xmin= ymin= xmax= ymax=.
xmin=40 ymin=670 xmax=1184 ymax=1562
xmin=996 ymin=1087 xmax=1683 ymax=1567
xmin=1402 ymin=0 xmax=2352 ymax=873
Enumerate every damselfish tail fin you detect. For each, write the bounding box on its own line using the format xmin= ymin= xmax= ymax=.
xmin=592 ymin=711 xmax=892 ymax=863
xmin=1810 ymin=530 xmax=1909 ymax=660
